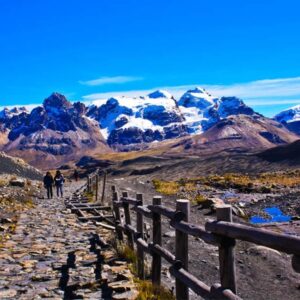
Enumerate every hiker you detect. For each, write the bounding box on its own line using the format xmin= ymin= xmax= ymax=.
xmin=43 ymin=171 xmax=54 ymax=199
xmin=73 ymin=169 xmax=79 ymax=182
xmin=54 ymin=170 xmax=65 ymax=197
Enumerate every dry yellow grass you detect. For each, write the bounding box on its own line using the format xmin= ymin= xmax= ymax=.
xmin=192 ymin=194 xmax=208 ymax=205
xmin=0 ymin=178 xmax=8 ymax=187
xmin=84 ymin=191 xmax=94 ymax=202
xmin=152 ymin=179 xmax=179 ymax=195
xmin=116 ymin=242 xmax=174 ymax=300
xmin=136 ymin=280 xmax=175 ymax=300
xmin=153 ymin=170 xmax=300 ymax=196
xmin=94 ymin=136 xmax=187 ymax=162
xmin=95 ymin=148 xmax=165 ymax=162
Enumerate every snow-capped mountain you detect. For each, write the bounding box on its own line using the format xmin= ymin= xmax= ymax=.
xmin=0 ymin=88 xmax=298 ymax=168
xmin=178 ymin=87 xmax=256 ymax=134
xmin=0 ymin=107 xmax=27 ymax=120
xmin=274 ymin=105 xmax=300 ymax=123
xmin=0 ymin=107 xmax=28 ymax=131
xmin=87 ymin=90 xmax=187 ymax=146
xmin=274 ymin=105 xmax=300 ymax=135
xmin=87 ymin=87 xmax=258 ymax=146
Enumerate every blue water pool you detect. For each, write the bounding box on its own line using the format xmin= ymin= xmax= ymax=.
xmin=250 ymin=206 xmax=291 ymax=224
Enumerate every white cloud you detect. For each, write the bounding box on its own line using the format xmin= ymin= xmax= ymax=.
xmin=2 ymin=77 xmax=300 ymax=117
xmin=79 ymin=75 xmax=143 ymax=86
xmin=82 ymin=77 xmax=300 ymax=110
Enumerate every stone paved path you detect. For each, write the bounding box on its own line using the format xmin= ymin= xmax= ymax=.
xmin=0 ymin=181 xmax=137 ymax=299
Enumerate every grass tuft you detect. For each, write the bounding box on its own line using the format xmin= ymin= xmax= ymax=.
xmin=192 ymin=194 xmax=208 ymax=205
xmin=136 ymin=280 xmax=175 ymax=300
xmin=152 ymin=179 xmax=179 ymax=195
xmin=84 ymin=191 xmax=94 ymax=202
xmin=115 ymin=242 xmax=174 ymax=299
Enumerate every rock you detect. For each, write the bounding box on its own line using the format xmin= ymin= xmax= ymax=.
xmin=232 ymin=205 xmax=246 ymax=218
xmin=0 ymin=289 xmax=18 ymax=298
xmin=9 ymin=179 xmax=25 ymax=187
xmin=247 ymin=245 xmax=281 ymax=257
xmin=1 ymin=218 xmax=13 ymax=224
xmin=200 ymin=198 xmax=224 ymax=210
xmin=163 ymin=231 xmax=176 ymax=238
xmin=108 ymin=280 xmax=135 ymax=292
xmin=112 ymin=290 xmax=139 ymax=300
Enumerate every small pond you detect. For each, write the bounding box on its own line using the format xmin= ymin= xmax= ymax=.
xmin=250 ymin=206 xmax=292 ymax=224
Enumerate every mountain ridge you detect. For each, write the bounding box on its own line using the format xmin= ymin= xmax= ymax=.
xmin=0 ymin=89 xmax=299 ymax=168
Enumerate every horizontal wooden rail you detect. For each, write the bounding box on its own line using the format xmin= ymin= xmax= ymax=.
xmin=125 ymin=224 xmax=138 ymax=236
xmin=71 ymin=206 xmax=111 ymax=212
xmin=169 ymin=266 xmax=211 ymax=299
xmin=149 ymin=243 xmax=177 ymax=265
xmin=148 ymin=205 xmax=185 ymax=221
xmin=78 ymin=215 xmax=114 ymax=221
xmin=170 ymin=220 xmax=221 ymax=246
xmin=206 ymin=220 xmax=300 ymax=255
xmin=133 ymin=205 xmax=153 ymax=218
xmin=112 ymin=201 xmax=123 ymax=208
xmin=121 ymin=196 xmax=142 ymax=206
xmin=136 ymin=237 xmax=151 ymax=254
xmin=210 ymin=284 xmax=242 ymax=300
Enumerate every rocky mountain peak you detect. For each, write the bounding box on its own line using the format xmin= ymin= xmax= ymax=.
xmin=274 ymin=105 xmax=300 ymax=123
xmin=0 ymin=107 xmax=28 ymax=121
xmin=218 ymin=96 xmax=255 ymax=118
xmin=178 ymin=87 xmax=215 ymax=109
xmin=188 ymin=87 xmax=210 ymax=95
xmin=274 ymin=104 xmax=300 ymax=135
xmin=43 ymin=92 xmax=72 ymax=111
xmin=148 ymin=90 xmax=173 ymax=99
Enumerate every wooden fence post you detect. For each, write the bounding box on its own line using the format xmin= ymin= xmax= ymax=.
xmin=95 ymin=175 xmax=99 ymax=202
xmin=217 ymin=205 xmax=237 ymax=294
xmin=175 ymin=199 xmax=190 ymax=300
xmin=89 ymin=177 xmax=93 ymax=193
xmin=101 ymin=172 xmax=107 ymax=204
xmin=152 ymin=196 xmax=162 ymax=286
xmin=136 ymin=193 xmax=144 ymax=279
xmin=122 ymin=191 xmax=134 ymax=249
xmin=113 ymin=191 xmax=123 ymax=241
xmin=87 ymin=176 xmax=90 ymax=193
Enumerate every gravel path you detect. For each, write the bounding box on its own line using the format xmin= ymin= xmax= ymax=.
xmin=0 ymin=181 xmax=137 ymax=299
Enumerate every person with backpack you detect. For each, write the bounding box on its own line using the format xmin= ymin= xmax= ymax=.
xmin=54 ymin=170 xmax=65 ymax=197
xmin=43 ymin=171 xmax=54 ymax=199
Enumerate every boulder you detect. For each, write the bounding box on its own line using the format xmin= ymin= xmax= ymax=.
xmin=9 ymin=179 xmax=25 ymax=187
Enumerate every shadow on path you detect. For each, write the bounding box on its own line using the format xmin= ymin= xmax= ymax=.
xmin=58 ymin=251 xmax=80 ymax=299
xmin=89 ymin=233 xmax=113 ymax=299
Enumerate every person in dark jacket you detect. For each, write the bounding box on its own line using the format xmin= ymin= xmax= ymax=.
xmin=74 ymin=169 xmax=79 ymax=182
xmin=43 ymin=171 xmax=54 ymax=199
xmin=54 ymin=170 xmax=65 ymax=198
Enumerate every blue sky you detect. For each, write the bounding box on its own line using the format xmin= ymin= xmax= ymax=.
xmin=1 ymin=0 xmax=300 ymax=116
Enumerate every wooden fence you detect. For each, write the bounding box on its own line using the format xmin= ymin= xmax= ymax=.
xmin=86 ymin=169 xmax=107 ymax=204
xmin=86 ymin=172 xmax=300 ymax=300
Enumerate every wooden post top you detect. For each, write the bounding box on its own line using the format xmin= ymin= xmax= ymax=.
xmin=177 ymin=199 xmax=189 ymax=203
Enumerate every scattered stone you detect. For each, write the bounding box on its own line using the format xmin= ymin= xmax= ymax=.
xmin=108 ymin=280 xmax=135 ymax=292
xmin=112 ymin=289 xmax=139 ymax=300
xmin=163 ymin=231 xmax=176 ymax=238
xmin=0 ymin=289 xmax=18 ymax=298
